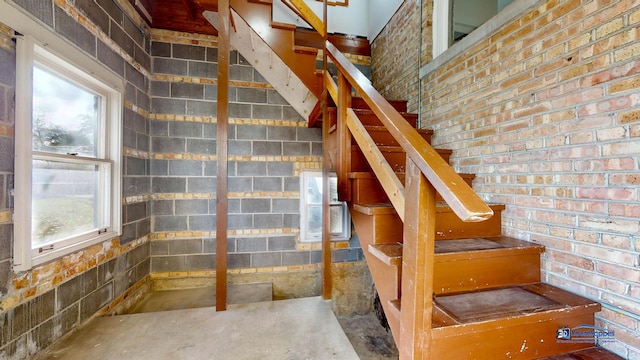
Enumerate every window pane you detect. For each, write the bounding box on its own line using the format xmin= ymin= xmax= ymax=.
xmin=306 ymin=175 xmax=339 ymax=204
xmin=308 ymin=206 xmax=322 ymax=234
xmin=32 ymin=65 xmax=100 ymax=157
xmin=306 ymin=176 xmax=322 ymax=204
xmin=329 ymin=177 xmax=338 ymax=202
xmin=308 ymin=205 xmax=344 ymax=235
xmin=451 ymin=0 xmax=513 ymax=44
xmin=32 ymin=160 xmax=100 ymax=248
xmin=329 ymin=205 xmax=344 ymax=234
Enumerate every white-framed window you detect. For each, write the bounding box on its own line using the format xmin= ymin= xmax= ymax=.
xmin=13 ymin=35 xmax=123 ymax=271
xmin=300 ymin=171 xmax=350 ymax=242
xmin=433 ymin=0 xmax=514 ymax=57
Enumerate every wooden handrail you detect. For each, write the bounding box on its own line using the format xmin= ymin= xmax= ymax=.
xmin=325 ymin=41 xmax=493 ymax=223
xmin=324 ymin=71 xmax=337 ymax=101
xmin=285 ymin=0 xmax=326 ymax=37
xmin=279 ymin=0 xmax=313 ymax=29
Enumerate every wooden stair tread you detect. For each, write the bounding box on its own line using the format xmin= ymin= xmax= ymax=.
xmin=436 ymin=285 xmax=566 ymax=324
xmin=353 ymin=202 xmax=505 ymax=215
xmin=367 ymin=236 xmax=545 ymax=267
xmin=349 ymin=171 xmax=475 ymax=180
xmin=352 ymin=145 xmax=452 ymax=154
xmin=350 ymin=97 xmax=407 ymax=112
xmin=353 ymin=108 xmax=418 ymax=120
xmin=248 ymin=0 xmax=273 ymax=3
xmin=368 ymin=243 xmax=402 ymax=266
xmin=294 ymin=45 xmax=318 ymax=55
xmin=270 ymin=21 xmax=296 ymax=31
xmin=352 ymin=202 xmax=397 ymax=215
xmin=364 ymin=125 xmax=433 ymax=135
xmin=383 ymin=283 xmax=600 ymax=331
xmin=434 ymin=236 xmax=545 ymax=256
xmin=431 ymin=283 xmax=601 ymax=334
xmin=436 ymin=202 xmax=505 ymax=213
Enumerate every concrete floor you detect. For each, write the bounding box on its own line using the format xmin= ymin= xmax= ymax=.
xmin=34 ymin=287 xmax=398 ymax=359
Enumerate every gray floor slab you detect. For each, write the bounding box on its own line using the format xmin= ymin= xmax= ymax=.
xmin=126 ymin=283 xmax=272 ymax=314
xmin=36 ymin=297 xmax=359 ymax=360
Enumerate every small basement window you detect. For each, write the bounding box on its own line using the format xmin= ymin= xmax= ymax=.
xmin=13 ymin=35 xmax=122 ymax=271
xmin=300 ymin=171 xmax=350 ymax=242
xmin=433 ymin=0 xmax=514 ymax=57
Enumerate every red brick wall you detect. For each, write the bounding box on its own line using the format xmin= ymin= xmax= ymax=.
xmin=419 ymin=0 xmax=640 ymax=357
xmin=371 ymin=0 xmax=421 ymax=113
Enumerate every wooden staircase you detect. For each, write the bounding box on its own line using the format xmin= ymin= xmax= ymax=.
xmin=321 ymin=98 xmax=602 ymax=359
xmin=215 ymin=1 xmax=610 ymax=358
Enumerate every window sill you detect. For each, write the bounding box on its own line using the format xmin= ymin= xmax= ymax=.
xmin=420 ymin=0 xmax=541 ymax=79
xmin=28 ymin=231 xmax=120 ymax=270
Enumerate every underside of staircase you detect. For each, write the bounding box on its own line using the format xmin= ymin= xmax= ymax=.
xmin=206 ymin=1 xmax=617 ymax=358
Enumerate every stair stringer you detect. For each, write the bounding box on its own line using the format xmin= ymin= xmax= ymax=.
xmin=203 ymin=10 xmax=317 ymax=120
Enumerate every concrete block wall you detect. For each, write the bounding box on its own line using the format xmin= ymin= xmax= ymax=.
xmin=148 ymin=32 xmax=364 ymax=293
xmin=396 ymin=0 xmax=639 ymax=357
xmin=0 ymin=0 xmax=152 ymax=357
xmin=0 ymin=23 xmax=15 ymax=324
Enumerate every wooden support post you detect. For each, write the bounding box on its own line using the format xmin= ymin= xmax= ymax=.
xmin=321 ymin=0 xmax=332 ymax=301
xmin=216 ymin=0 xmax=230 ymax=312
xmin=399 ymin=156 xmax=436 ymax=359
xmin=337 ymin=72 xmax=352 ymax=202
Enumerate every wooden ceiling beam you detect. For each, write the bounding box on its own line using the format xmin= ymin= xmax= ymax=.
xmin=181 ymin=0 xmax=198 ymax=19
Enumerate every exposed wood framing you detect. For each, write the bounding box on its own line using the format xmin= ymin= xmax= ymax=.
xmin=337 ymin=72 xmax=352 ymax=202
xmin=180 ymin=0 xmax=197 ymax=19
xmin=216 ymin=0 xmax=230 ymax=312
xmin=321 ymin=0 xmax=331 ymax=300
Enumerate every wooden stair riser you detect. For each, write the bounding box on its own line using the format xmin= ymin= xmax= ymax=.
xmin=350 ymin=148 xmax=452 ymax=173
xmin=353 ymin=109 xmax=417 ymax=127
xmin=351 ymin=204 xmax=504 ymax=243
xmin=363 ymin=127 xmax=432 ymax=147
xmin=433 ymin=252 xmax=541 ymax=294
xmin=366 ymin=242 xmax=544 ymax=295
xmin=350 ymin=209 xmax=403 ymax=246
xmin=431 ymin=313 xmax=597 ymax=359
xmin=435 ymin=206 xmax=503 ymax=239
xmin=350 ymin=174 xmax=474 ymax=204
xmin=309 ymin=99 xmax=410 ymax=128
xmin=351 ymin=98 xmax=407 ymax=113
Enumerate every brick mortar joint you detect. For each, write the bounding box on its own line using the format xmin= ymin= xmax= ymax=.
xmin=151 ymin=228 xmax=302 ymax=240
xmin=148 ymin=115 xmax=308 ymax=128
xmin=1 ymin=235 xmax=150 ymax=312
